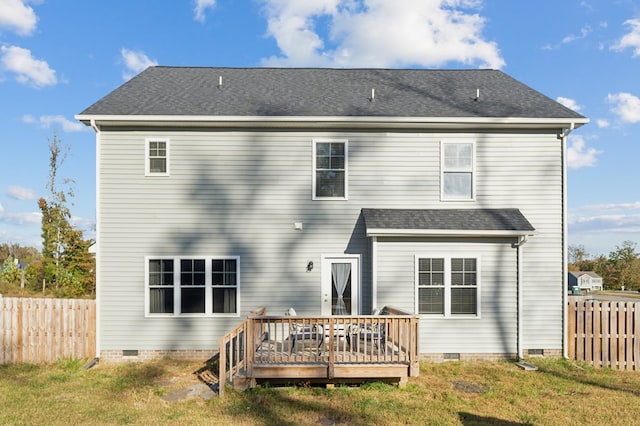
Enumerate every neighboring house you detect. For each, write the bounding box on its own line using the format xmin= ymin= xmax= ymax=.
xmin=568 ymin=271 xmax=603 ymax=292
xmin=76 ymin=67 xmax=587 ymax=362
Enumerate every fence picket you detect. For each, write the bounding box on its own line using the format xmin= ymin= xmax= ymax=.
xmin=0 ymin=296 xmax=96 ymax=364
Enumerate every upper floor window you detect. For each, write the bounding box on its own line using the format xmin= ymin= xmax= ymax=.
xmin=441 ymin=141 xmax=474 ymax=200
xmin=146 ymin=256 xmax=239 ymax=316
xmin=146 ymin=138 xmax=169 ymax=176
xmin=313 ymin=139 xmax=347 ymax=199
xmin=416 ymin=256 xmax=479 ymax=317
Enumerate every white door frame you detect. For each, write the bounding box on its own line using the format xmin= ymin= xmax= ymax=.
xmin=321 ymin=254 xmax=360 ymax=315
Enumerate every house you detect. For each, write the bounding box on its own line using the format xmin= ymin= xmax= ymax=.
xmin=76 ymin=67 xmax=587 ymax=362
xmin=568 ymin=271 xmax=603 ymax=292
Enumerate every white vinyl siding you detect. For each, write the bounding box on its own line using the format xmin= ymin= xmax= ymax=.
xmin=97 ymin=129 xmax=562 ymax=353
xmin=378 ymin=238 xmax=516 ymax=354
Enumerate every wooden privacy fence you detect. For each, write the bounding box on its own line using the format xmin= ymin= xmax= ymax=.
xmin=0 ymin=295 xmax=96 ymax=364
xmin=567 ymin=299 xmax=640 ymax=370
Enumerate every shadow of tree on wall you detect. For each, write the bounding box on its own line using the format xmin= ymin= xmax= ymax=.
xmin=155 ymin=131 xmax=371 ymax=351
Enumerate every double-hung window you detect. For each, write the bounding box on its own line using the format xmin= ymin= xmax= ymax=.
xmin=180 ymin=259 xmax=206 ymax=314
xmin=313 ymin=139 xmax=347 ymax=199
xmin=148 ymin=259 xmax=174 ymax=314
xmin=441 ymin=141 xmax=474 ymax=200
xmin=211 ymin=259 xmax=238 ymax=314
xmin=416 ymin=255 xmax=479 ymax=317
xmin=146 ymin=256 xmax=239 ymax=316
xmin=146 ymin=138 xmax=169 ymax=175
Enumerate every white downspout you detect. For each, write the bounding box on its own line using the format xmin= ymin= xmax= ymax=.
xmin=515 ymin=235 xmax=528 ymax=360
xmin=90 ymin=119 xmax=101 ymax=359
xmin=371 ymin=236 xmax=378 ymax=312
xmin=560 ymin=123 xmax=575 ymax=359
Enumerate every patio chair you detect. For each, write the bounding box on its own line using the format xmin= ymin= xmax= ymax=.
xmin=286 ymin=308 xmax=324 ymax=354
xmin=348 ymin=308 xmax=386 ymax=354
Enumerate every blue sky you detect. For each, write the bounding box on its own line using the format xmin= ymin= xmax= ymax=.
xmin=0 ymin=0 xmax=639 ymax=258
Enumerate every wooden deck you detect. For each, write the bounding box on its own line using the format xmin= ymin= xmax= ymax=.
xmin=219 ymin=308 xmax=420 ymax=396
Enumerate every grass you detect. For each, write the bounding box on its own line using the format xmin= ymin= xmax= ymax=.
xmin=1 ymin=358 xmax=639 ymax=425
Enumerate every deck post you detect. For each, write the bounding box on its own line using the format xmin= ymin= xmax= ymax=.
xmin=328 ymin=317 xmax=335 ymax=379
xmin=246 ymin=318 xmax=254 ymax=382
xmin=409 ymin=317 xmax=420 ymax=376
xmin=219 ymin=337 xmax=226 ymax=398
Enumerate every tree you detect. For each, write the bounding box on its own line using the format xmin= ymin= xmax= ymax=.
xmin=606 ymin=240 xmax=640 ymax=291
xmin=38 ymin=132 xmax=95 ymax=297
xmin=0 ymin=243 xmax=43 ymax=291
xmin=568 ymin=244 xmax=588 ymax=266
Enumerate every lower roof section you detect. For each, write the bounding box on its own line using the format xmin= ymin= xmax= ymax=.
xmin=362 ymin=208 xmax=535 ymax=238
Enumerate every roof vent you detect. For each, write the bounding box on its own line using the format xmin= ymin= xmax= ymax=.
xmin=474 ymin=88 xmax=480 ymax=101
xmin=218 ymin=75 xmax=223 ymax=89
xmin=370 ymin=88 xmax=375 ymax=102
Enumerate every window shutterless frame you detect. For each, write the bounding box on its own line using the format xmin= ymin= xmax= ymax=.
xmin=415 ymin=254 xmax=481 ymax=318
xmin=145 ymin=256 xmax=240 ymax=317
xmin=440 ymin=140 xmax=475 ymax=201
xmin=145 ymin=137 xmax=170 ymax=176
xmin=312 ymin=139 xmax=348 ymax=200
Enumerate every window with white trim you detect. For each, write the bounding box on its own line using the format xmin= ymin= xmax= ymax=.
xmin=147 ymin=256 xmax=239 ymax=316
xmin=146 ymin=138 xmax=169 ymax=175
xmin=313 ymin=139 xmax=347 ymax=199
xmin=416 ymin=256 xmax=479 ymax=316
xmin=441 ymin=141 xmax=474 ymax=200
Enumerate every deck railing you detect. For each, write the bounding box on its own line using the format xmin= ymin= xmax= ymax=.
xmin=219 ymin=307 xmax=419 ymax=396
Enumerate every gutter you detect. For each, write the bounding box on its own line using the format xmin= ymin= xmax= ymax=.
xmin=513 ymin=235 xmax=529 ymax=360
xmin=560 ymin=122 xmax=576 ymax=359
xmin=76 ymin=114 xmax=589 ymax=131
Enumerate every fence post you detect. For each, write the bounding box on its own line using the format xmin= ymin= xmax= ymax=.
xmin=0 ymin=294 xmax=3 ymax=364
xmin=634 ymin=303 xmax=640 ymax=370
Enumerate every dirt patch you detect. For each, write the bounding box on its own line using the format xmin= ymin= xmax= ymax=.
xmin=162 ymin=383 xmax=216 ymax=402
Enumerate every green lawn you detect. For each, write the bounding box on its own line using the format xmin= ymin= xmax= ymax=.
xmin=1 ymin=358 xmax=638 ymax=425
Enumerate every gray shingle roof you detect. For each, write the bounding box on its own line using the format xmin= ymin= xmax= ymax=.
xmin=362 ymin=208 xmax=535 ymax=234
xmin=79 ymin=67 xmax=585 ymax=120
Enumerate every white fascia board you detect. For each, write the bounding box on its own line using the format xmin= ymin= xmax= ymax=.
xmin=366 ymin=228 xmax=536 ymax=238
xmin=75 ymin=114 xmax=589 ymax=130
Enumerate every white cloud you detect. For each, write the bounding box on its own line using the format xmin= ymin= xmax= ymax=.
xmin=120 ymin=48 xmax=158 ymax=80
xmin=556 ymin=96 xmax=581 ymax=112
xmin=194 ymin=0 xmax=216 ymax=23
xmin=562 ymin=25 xmax=592 ymax=44
xmin=260 ymin=0 xmax=505 ymax=69
xmin=0 ymin=45 xmax=57 ymax=87
xmin=0 ymin=0 xmax=37 ymax=36
xmin=607 ymin=92 xmax=640 ymax=123
xmin=0 ymin=210 xmax=41 ymax=226
xmin=569 ymin=213 xmax=640 ymax=234
xmin=567 ymin=134 xmax=601 ymax=169
xmin=579 ymin=1 xmax=595 ymax=12
xmin=596 ymin=118 xmax=609 ymax=128
xmin=583 ymin=201 xmax=640 ymax=211
xmin=569 ymin=201 xmax=640 ymax=254
xmin=22 ymin=114 xmax=89 ymax=132
xmin=612 ymin=19 xmax=640 ymax=57
xmin=7 ymin=185 xmax=36 ymax=201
